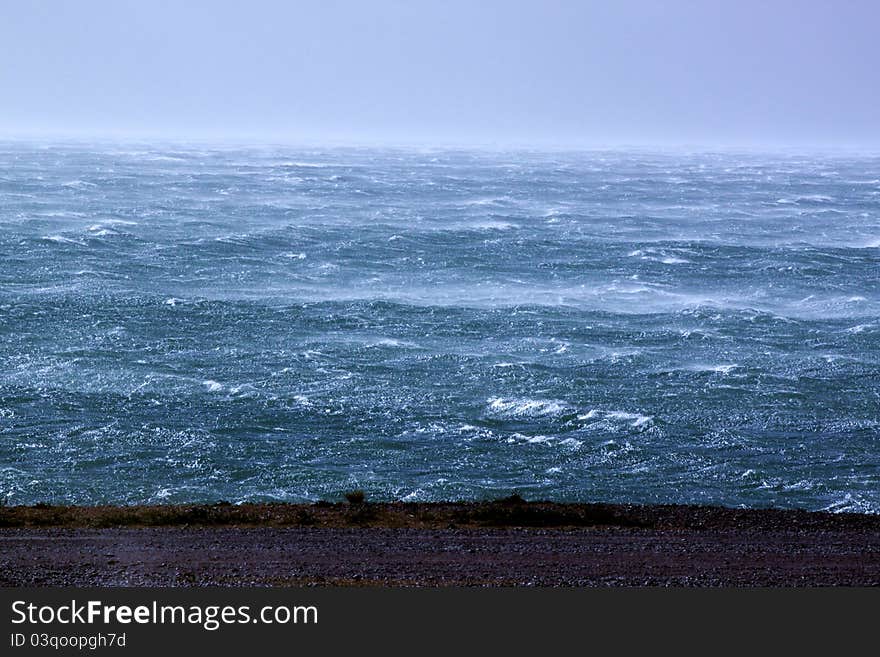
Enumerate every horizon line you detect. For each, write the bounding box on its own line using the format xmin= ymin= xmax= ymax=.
xmin=1 ymin=130 xmax=878 ymax=156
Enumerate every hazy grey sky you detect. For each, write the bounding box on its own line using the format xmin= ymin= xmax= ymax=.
xmin=2 ymin=0 xmax=878 ymax=148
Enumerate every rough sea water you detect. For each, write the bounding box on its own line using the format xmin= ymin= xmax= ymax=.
xmin=1 ymin=143 xmax=878 ymax=511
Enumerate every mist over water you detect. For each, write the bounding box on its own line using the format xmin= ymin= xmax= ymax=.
xmin=1 ymin=143 xmax=878 ymax=511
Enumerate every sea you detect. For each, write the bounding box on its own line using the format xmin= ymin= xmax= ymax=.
xmin=1 ymin=142 xmax=878 ymax=511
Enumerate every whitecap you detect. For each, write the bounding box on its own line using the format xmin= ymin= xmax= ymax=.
xmin=686 ymin=363 xmax=739 ymax=374
xmin=462 ymin=197 xmax=512 ymax=207
xmin=370 ymin=337 xmax=419 ymax=348
xmin=627 ymin=248 xmax=689 ymax=264
xmin=487 ymin=397 xmax=568 ymax=418
xmin=43 ymin=235 xmax=85 ymax=245
xmin=605 ymin=411 xmax=653 ymax=427
xmin=776 ymin=194 xmax=834 ymax=204
xmin=821 ymin=494 xmax=875 ymax=514
xmin=511 ymin=433 xmax=553 ymax=444
xmin=579 ymin=409 xmax=653 ymax=428
xmin=464 ymin=220 xmax=517 ymax=231
xmin=845 ymin=323 xmax=874 ymax=334
xmin=278 ymin=161 xmax=332 ymax=168
xmin=203 ymin=380 xmax=223 ymax=392
xmin=144 ymin=155 xmax=187 ymax=162
xmin=89 ymin=219 xmax=137 ymax=229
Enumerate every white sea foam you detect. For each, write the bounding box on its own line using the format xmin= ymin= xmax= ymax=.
xmin=203 ymin=380 xmax=223 ymax=392
xmin=371 ymin=337 xmax=418 ymax=348
xmin=684 ymin=363 xmax=739 ymax=374
xmin=605 ymin=411 xmax=653 ymax=427
xmin=462 ymin=220 xmax=517 ymax=231
xmin=487 ymin=397 xmax=568 ymax=418
xmin=43 ymin=235 xmax=85 ymax=245
xmin=87 ymin=219 xmax=137 ymax=235
xmin=462 ymin=196 xmax=513 ymax=207
xmin=821 ymin=494 xmax=876 ymax=514
xmin=627 ymin=248 xmax=689 ymax=264
xmin=36 ymin=211 xmax=88 ymax=218
xmin=776 ymin=194 xmax=834 ymax=205
xmin=144 ymin=155 xmax=187 ymax=162
xmin=845 ymin=323 xmax=875 ymax=334
xmin=578 ymin=409 xmax=653 ymax=428
xmin=509 ymin=433 xmax=553 ymax=444
xmin=278 ymin=161 xmax=332 ymax=168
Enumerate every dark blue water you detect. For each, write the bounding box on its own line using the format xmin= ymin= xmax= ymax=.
xmin=1 ymin=143 xmax=878 ymax=511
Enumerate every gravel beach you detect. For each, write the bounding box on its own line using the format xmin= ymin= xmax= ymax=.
xmin=2 ymin=502 xmax=878 ymax=586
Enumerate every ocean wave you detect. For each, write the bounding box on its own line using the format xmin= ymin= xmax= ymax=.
xmin=277 ymin=161 xmax=334 ymax=168
xmin=776 ymin=194 xmax=835 ymax=205
xmin=486 ymin=397 xmax=569 ymax=418
xmin=4 ymin=146 xmax=880 ymax=510
xmin=578 ymin=409 xmax=654 ymax=428
xmin=61 ymin=180 xmax=98 ymax=189
xmin=679 ymin=363 xmax=740 ymax=374
xmin=627 ymin=248 xmax=690 ymax=264
xmin=448 ymin=220 xmax=518 ymax=231
xmin=461 ymin=196 xmax=516 ymax=207
xmin=42 ymin=235 xmax=85 ymax=245
xmin=821 ymin=494 xmax=877 ymax=514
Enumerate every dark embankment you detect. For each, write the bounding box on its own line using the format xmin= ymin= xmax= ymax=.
xmin=2 ymin=500 xmax=879 ymax=586
xmin=3 ymin=499 xmax=880 ymax=531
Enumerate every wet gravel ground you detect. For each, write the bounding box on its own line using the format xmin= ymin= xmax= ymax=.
xmin=3 ymin=526 xmax=879 ymax=586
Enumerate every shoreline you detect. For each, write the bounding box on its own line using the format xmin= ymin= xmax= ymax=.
xmin=2 ymin=499 xmax=880 ymax=530
xmin=3 ymin=501 xmax=879 ymax=586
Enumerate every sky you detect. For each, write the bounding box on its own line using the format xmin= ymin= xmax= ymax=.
xmin=2 ymin=0 xmax=878 ymax=148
